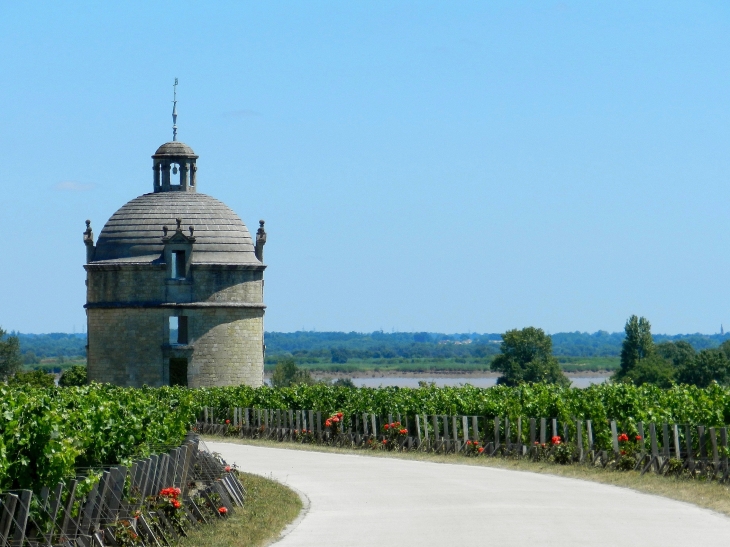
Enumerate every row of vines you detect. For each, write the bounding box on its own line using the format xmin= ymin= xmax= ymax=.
xmin=0 ymin=384 xmax=196 ymax=494
xmin=5 ymin=382 xmax=730 ymax=494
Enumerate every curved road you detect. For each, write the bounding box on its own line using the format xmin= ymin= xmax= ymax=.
xmin=209 ymin=442 xmax=730 ymax=546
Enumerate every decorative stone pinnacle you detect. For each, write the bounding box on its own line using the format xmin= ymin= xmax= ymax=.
xmin=163 ymin=226 xmax=169 ymax=237
xmin=83 ymin=220 xmax=94 ymax=245
xmin=176 ymin=218 xmax=182 ymax=232
xmin=255 ymin=220 xmax=267 ymax=262
xmin=189 ymin=226 xmax=195 ymax=237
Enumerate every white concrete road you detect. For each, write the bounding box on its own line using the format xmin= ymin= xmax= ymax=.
xmin=208 ymin=442 xmax=730 ymax=546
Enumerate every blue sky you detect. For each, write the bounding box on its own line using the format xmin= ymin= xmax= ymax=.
xmin=2 ymin=2 xmax=730 ymax=334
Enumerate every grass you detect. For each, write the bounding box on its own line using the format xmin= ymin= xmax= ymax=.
xmin=264 ymin=356 xmax=618 ymax=375
xmin=558 ymin=356 xmax=620 ymax=372
xmin=177 ymin=471 xmax=302 ymax=547
xmin=204 ymin=436 xmax=730 ymax=518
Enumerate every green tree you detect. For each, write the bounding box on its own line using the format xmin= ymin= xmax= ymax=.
xmin=491 ymin=327 xmax=569 ymax=387
xmin=22 ymin=351 xmax=40 ymax=365
xmin=330 ymin=348 xmax=349 ymax=364
xmin=332 ymin=377 xmax=356 ymax=388
xmin=271 ymin=357 xmax=315 ymax=387
xmin=0 ymin=327 xmax=22 ymax=381
xmin=621 ymin=354 xmax=675 ymax=388
xmin=614 ymin=315 xmax=654 ymax=381
xmin=59 ymin=365 xmax=88 ymax=387
xmin=8 ymin=369 xmax=55 ymax=388
xmin=677 ymin=349 xmax=730 ymax=388
xmin=718 ymin=339 xmax=730 ymax=361
xmin=656 ymin=341 xmax=696 ymax=370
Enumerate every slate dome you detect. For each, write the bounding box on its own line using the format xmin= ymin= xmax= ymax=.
xmin=153 ymin=141 xmax=197 ymax=157
xmin=92 ymin=192 xmax=258 ymax=264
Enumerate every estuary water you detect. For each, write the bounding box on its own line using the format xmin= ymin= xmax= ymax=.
xmin=354 ymin=376 xmax=608 ymax=389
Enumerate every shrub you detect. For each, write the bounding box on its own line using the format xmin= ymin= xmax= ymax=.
xmin=59 ymin=365 xmax=88 ymax=387
xmin=8 ymin=369 xmax=55 ymax=388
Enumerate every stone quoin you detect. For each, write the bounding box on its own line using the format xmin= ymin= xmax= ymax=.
xmin=82 ymin=120 xmax=266 ymax=387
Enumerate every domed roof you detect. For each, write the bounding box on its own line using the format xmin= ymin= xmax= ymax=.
xmin=92 ymin=192 xmax=259 ymax=265
xmin=153 ymin=141 xmax=197 ymax=157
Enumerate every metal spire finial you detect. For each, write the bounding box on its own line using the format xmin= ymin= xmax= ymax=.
xmin=172 ymin=78 xmax=178 ymax=141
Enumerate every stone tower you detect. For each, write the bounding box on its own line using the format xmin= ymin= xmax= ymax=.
xmin=82 ymin=137 xmax=266 ymax=387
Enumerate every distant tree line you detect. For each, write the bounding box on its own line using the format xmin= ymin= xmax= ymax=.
xmin=614 ymin=315 xmax=730 ymax=388
xmin=263 ymin=329 xmax=730 ymax=364
xmin=14 ymin=333 xmax=87 ymax=363
xmin=16 ymin=329 xmax=730 ymax=366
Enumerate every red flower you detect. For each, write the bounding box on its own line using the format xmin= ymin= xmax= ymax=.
xmin=325 ymin=420 xmax=332 ymax=427
xmin=620 ymin=450 xmax=626 ymax=455
xmin=336 ymin=412 xmax=343 ymax=418
xmin=219 ymin=507 xmax=228 ymax=515
xmin=534 ymin=441 xmax=539 ymax=445
xmin=478 ymin=447 xmax=484 ymax=453
xmin=400 ymin=429 xmax=407 ymax=434
xmin=466 ymin=440 xmax=472 ymax=445
xmin=332 ymin=417 xmax=340 ymax=423
xmin=635 ymin=435 xmax=642 ymax=441
xmin=618 ymin=433 xmax=629 ymax=443
xmin=172 ymin=500 xmax=181 ymax=509
xmin=551 ymin=436 xmax=561 ymax=445
xmin=225 ymin=466 xmax=232 ymax=472
xmin=384 ymin=424 xmax=390 ymax=430
xmin=225 ymin=419 xmax=230 ymax=424
xmin=383 ymin=439 xmax=388 ymax=444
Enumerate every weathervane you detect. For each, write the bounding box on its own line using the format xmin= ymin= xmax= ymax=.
xmin=172 ymin=78 xmax=178 ymax=141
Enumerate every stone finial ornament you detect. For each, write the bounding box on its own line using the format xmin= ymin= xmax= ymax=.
xmin=255 ymin=220 xmax=267 ymax=262
xmin=163 ymin=226 xmax=169 ymax=237
xmin=189 ymin=226 xmax=195 ymax=237
xmin=83 ymin=220 xmax=94 ymax=245
xmin=175 ymin=218 xmax=182 ymax=232
xmin=83 ymin=220 xmax=96 ymax=263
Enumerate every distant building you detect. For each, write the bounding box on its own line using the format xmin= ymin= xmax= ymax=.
xmin=82 ymin=132 xmax=267 ymax=387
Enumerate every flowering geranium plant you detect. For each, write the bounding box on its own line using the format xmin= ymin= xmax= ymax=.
xmin=108 ymin=519 xmax=143 ymax=547
xmin=151 ymin=486 xmax=188 ymax=535
xmin=324 ymin=412 xmax=344 ymax=432
xmin=549 ymin=435 xmax=575 ymax=465
xmin=292 ymin=428 xmax=316 ymax=443
xmin=380 ymin=421 xmax=408 ymax=450
xmin=615 ymin=432 xmax=643 ymax=471
xmin=464 ymin=439 xmax=484 ymax=456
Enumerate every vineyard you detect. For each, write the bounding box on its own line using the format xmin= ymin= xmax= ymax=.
xmin=0 ymin=384 xmax=196 ymax=494
xmin=5 ymin=382 xmax=730 ymax=495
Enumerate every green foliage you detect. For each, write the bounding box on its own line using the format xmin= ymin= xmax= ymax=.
xmin=616 ymin=315 xmax=654 ymax=380
xmin=0 ymin=384 xmax=196 ymax=493
xmin=656 ymin=341 xmax=696 ymax=369
xmin=0 ymin=328 xmax=22 ymax=380
xmin=677 ymin=349 xmax=730 ymax=388
xmin=621 ymin=354 xmax=675 ymax=388
xmin=59 ymin=365 xmax=88 ymax=387
xmin=16 ymin=332 xmax=87 ymax=360
xmin=332 ymin=378 xmax=356 ymax=388
xmin=8 ymin=380 xmax=730 ymax=496
xmin=8 ymin=369 xmax=55 ymax=388
xmin=271 ymin=358 xmax=314 ymax=388
xmin=491 ymin=327 xmax=569 ymax=387
xmin=330 ymin=348 xmax=349 ymax=364
xmin=22 ymin=351 xmax=40 ymax=365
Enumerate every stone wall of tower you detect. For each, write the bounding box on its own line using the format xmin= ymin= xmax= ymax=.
xmin=86 ymin=307 xmax=264 ymax=388
xmin=87 ymin=307 xmax=168 ymax=386
xmin=85 ymin=264 xmax=265 ymax=388
xmin=86 ymin=266 xmax=263 ymax=305
xmin=184 ymin=308 xmax=264 ymax=387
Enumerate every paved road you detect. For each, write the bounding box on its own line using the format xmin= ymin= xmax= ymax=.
xmin=208 ymin=442 xmax=730 ymax=546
